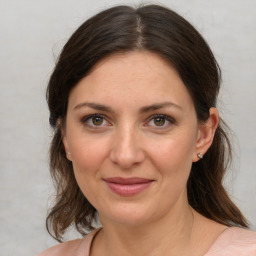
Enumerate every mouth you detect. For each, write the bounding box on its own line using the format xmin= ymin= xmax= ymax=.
xmin=103 ymin=177 xmax=154 ymax=196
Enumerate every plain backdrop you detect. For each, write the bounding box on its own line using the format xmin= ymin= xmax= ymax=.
xmin=0 ymin=0 xmax=255 ymax=255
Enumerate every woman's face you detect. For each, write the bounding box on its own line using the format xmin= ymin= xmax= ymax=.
xmin=63 ymin=51 xmax=209 ymax=226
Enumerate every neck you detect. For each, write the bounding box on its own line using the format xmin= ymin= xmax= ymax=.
xmin=92 ymin=202 xmax=195 ymax=256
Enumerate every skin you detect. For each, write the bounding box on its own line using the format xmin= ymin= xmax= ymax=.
xmin=62 ymin=51 xmax=226 ymax=256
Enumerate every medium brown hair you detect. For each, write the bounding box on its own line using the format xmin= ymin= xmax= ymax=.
xmin=46 ymin=4 xmax=248 ymax=242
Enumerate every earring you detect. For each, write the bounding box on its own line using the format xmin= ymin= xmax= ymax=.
xmin=66 ymin=152 xmax=72 ymax=161
xmin=197 ymin=153 xmax=203 ymax=159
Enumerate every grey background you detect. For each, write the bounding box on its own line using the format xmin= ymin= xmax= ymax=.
xmin=0 ymin=0 xmax=255 ymax=255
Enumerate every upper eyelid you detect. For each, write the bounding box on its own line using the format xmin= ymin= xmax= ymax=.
xmin=80 ymin=113 xmax=175 ymax=125
xmin=82 ymin=113 xmax=106 ymax=121
xmin=81 ymin=113 xmax=108 ymax=121
xmin=146 ymin=114 xmax=176 ymax=122
xmin=81 ymin=114 xmax=112 ymax=126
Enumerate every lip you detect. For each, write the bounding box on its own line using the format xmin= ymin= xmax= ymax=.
xmin=103 ymin=177 xmax=154 ymax=196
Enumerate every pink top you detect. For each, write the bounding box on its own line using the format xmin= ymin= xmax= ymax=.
xmin=38 ymin=227 xmax=256 ymax=256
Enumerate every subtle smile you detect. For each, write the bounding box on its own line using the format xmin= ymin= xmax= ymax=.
xmin=103 ymin=177 xmax=154 ymax=196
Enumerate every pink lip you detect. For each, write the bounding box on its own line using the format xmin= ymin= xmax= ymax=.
xmin=103 ymin=177 xmax=154 ymax=196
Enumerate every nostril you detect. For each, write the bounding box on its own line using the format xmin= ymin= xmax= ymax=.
xmin=109 ymin=146 xmax=145 ymax=169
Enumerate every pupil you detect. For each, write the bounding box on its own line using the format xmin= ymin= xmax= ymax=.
xmin=92 ymin=116 xmax=103 ymax=125
xmin=154 ymin=117 xmax=165 ymax=126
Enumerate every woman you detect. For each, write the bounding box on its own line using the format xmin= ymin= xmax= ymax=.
xmin=38 ymin=4 xmax=256 ymax=256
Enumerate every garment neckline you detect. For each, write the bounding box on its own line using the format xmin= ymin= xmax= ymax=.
xmin=86 ymin=226 xmax=236 ymax=256
xmin=204 ymin=226 xmax=234 ymax=255
xmin=87 ymin=227 xmax=103 ymax=256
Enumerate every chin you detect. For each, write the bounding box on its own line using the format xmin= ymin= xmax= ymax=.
xmin=98 ymin=201 xmax=161 ymax=227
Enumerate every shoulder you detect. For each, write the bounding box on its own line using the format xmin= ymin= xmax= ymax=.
xmin=37 ymin=238 xmax=84 ymax=256
xmin=206 ymin=227 xmax=256 ymax=255
xmin=37 ymin=229 xmax=100 ymax=256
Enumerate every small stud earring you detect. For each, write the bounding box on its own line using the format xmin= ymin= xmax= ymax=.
xmin=197 ymin=153 xmax=203 ymax=159
xmin=66 ymin=152 xmax=72 ymax=161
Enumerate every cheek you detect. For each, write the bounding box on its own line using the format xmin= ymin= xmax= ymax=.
xmin=69 ymin=136 xmax=111 ymax=185
xmin=146 ymin=133 xmax=196 ymax=190
xmin=68 ymin=136 xmax=112 ymax=207
xmin=149 ymin=134 xmax=196 ymax=168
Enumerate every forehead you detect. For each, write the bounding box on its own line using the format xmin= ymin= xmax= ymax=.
xmin=88 ymin=51 xmax=177 ymax=86
xmin=68 ymin=51 xmax=194 ymax=111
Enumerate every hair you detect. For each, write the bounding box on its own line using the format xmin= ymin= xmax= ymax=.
xmin=46 ymin=4 xmax=248 ymax=242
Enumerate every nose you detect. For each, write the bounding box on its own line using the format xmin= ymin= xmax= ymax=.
xmin=109 ymin=125 xmax=145 ymax=169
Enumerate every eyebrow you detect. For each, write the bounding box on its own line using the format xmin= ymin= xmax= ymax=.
xmin=73 ymin=101 xmax=182 ymax=112
xmin=73 ymin=102 xmax=114 ymax=112
xmin=139 ymin=102 xmax=183 ymax=113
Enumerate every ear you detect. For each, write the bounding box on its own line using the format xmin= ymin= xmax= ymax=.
xmin=58 ymin=119 xmax=72 ymax=161
xmin=62 ymin=135 xmax=72 ymax=161
xmin=193 ymin=107 xmax=219 ymax=162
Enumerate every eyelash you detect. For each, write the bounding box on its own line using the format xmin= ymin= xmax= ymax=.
xmin=81 ymin=114 xmax=176 ymax=129
xmin=81 ymin=114 xmax=110 ymax=128
xmin=145 ymin=114 xmax=176 ymax=128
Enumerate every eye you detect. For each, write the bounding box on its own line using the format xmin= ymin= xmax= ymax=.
xmin=81 ymin=114 xmax=110 ymax=128
xmin=153 ymin=116 xmax=166 ymax=126
xmin=146 ymin=114 xmax=175 ymax=128
xmin=91 ymin=116 xmax=104 ymax=126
